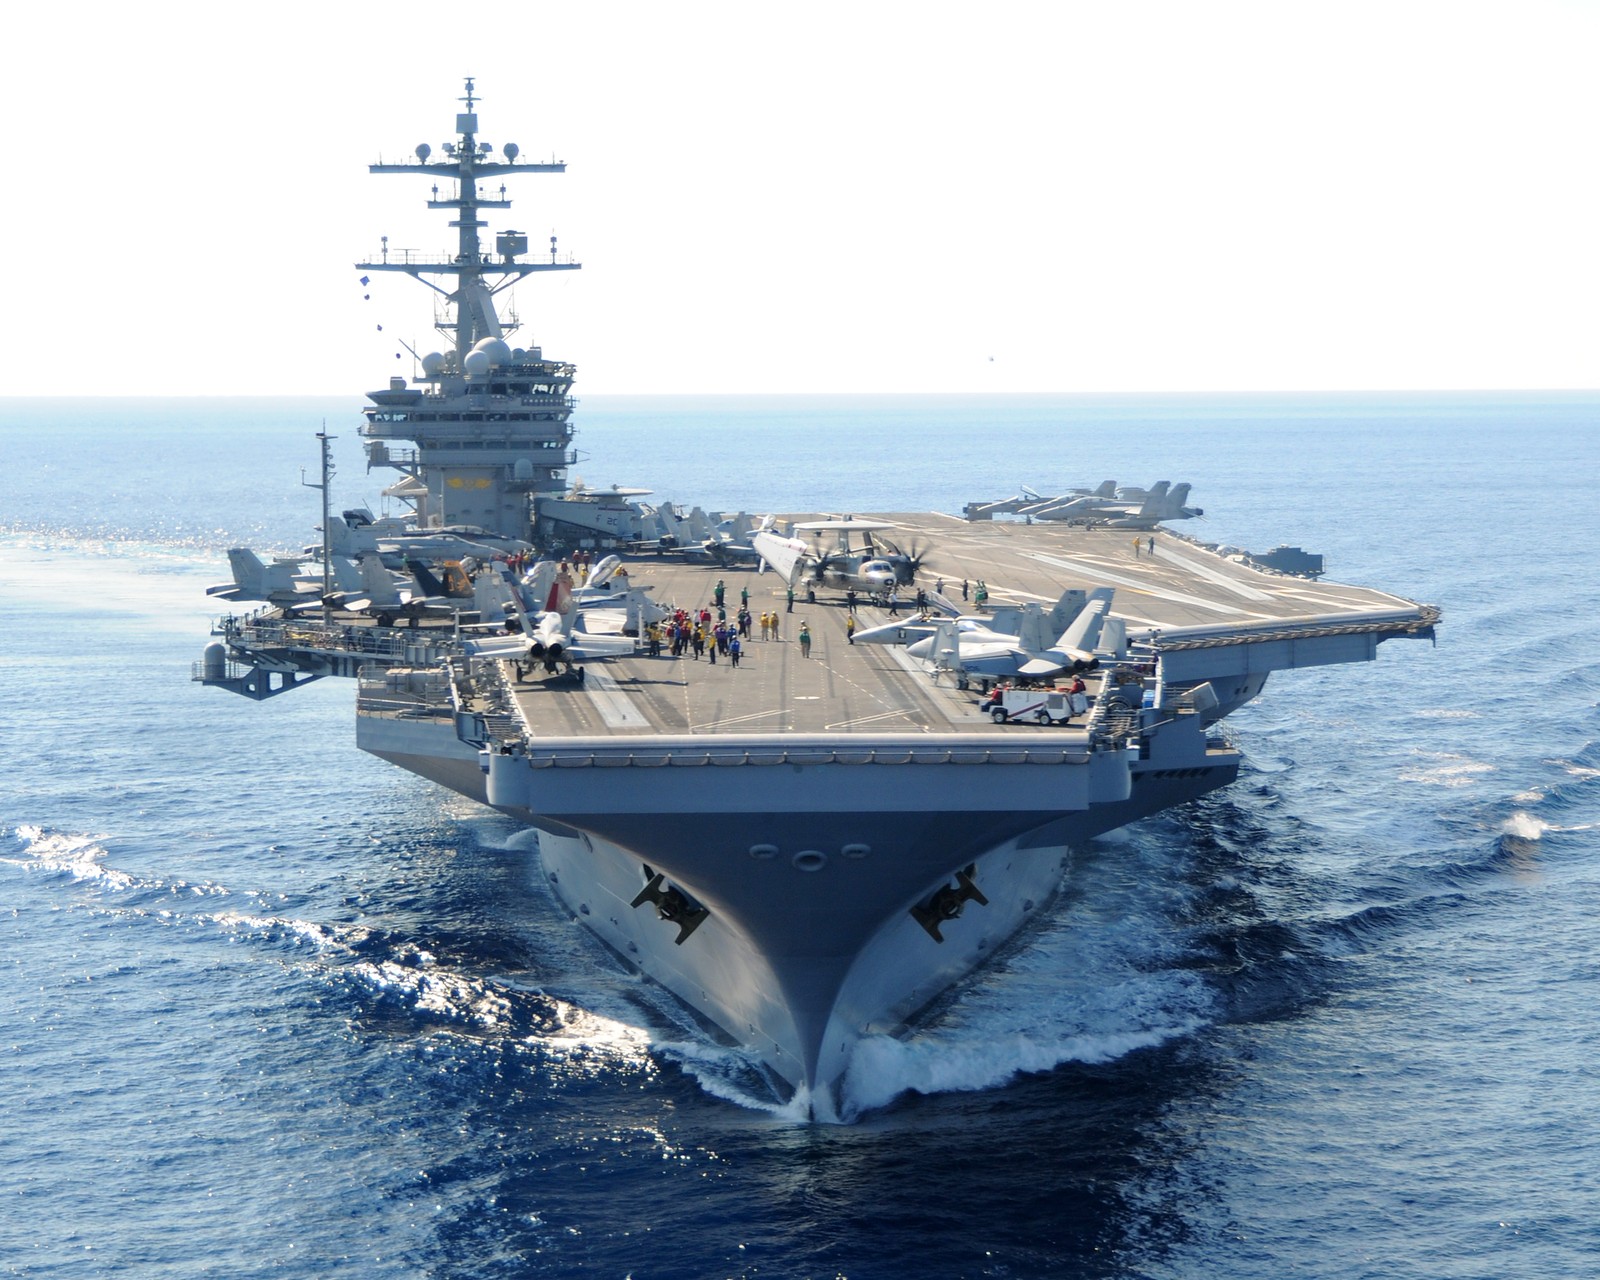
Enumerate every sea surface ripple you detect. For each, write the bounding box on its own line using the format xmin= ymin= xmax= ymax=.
xmin=3 ymin=392 xmax=1597 ymax=1278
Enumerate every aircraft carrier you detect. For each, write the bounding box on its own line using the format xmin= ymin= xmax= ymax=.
xmin=197 ymin=84 xmax=1439 ymax=1119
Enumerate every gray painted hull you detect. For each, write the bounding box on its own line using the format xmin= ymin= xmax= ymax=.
xmin=361 ymin=710 xmax=1238 ymax=1117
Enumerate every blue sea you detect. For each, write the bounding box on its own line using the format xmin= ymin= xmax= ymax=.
xmin=4 ymin=392 xmax=1598 ymax=1278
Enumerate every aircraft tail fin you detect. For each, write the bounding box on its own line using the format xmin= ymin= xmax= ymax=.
xmin=929 ymin=619 xmax=964 ymax=674
xmin=325 ymin=513 xmax=380 ymax=559
xmin=224 ymin=548 xmax=268 ymax=598
xmin=1099 ymin=615 xmax=1128 ymax=659
xmin=405 ymin=558 xmax=448 ymax=600
xmin=209 ymin=548 xmax=281 ymax=600
xmin=1052 ymin=587 xmax=1115 ymax=658
xmin=1048 ymin=588 xmax=1089 ymax=632
xmin=357 ymin=554 xmax=403 ymax=609
xmin=1137 ymin=481 xmax=1172 ymax=517
xmin=498 ymin=563 xmax=539 ymax=639
xmin=1016 ymin=604 xmax=1054 ymax=653
xmin=328 ymin=556 xmax=363 ymax=594
xmin=522 ymin=560 xmax=557 ymax=614
xmin=1092 ymin=479 xmax=1117 ymax=498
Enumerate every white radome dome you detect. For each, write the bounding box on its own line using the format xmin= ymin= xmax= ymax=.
xmin=463 ymin=349 xmax=491 ymax=376
xmin=472 ymin=337 xmax=512 ymax=367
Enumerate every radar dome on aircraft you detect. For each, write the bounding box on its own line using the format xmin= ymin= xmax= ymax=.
xmin=420 ymin=351 xmax=445 ymax=376
xmin=503 ymin=142 xmax=519 ymax=161
xmin=472 ymin=336 xmax=512 ymax=367
xmin=416 ymin=142 xmax=431 ymax=162
xmin=463 ymin=349 xmax=491 ymax=376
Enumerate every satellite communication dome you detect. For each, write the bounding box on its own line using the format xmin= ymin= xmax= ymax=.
xmin=513 ymin=458 xmax=535 ymax=482
xmin=504 ymin=142 xmax=519 ymax=161
xmin=420 ymin=351 xmax=445 ymax=376
xmin=473 ymin=337 xmax=512 ymax=367
xmin=416 ymin=142 xmax=431 ymax=162
xmin=463 ymin=350 xmax=491 ymax=376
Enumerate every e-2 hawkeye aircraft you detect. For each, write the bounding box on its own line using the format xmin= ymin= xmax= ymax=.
xmin=751 ymin=518 xmax=930 ymax=600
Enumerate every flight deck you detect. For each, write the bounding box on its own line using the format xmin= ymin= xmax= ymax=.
xmin=504 ymin=515 xmax=1435 ymax=741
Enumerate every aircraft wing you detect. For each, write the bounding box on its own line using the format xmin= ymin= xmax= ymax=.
xmin=566 ymin=632 xmax=636 ymax=660
xmin=850 ymin=617 xmax=940 ymax=647
xmin=953 ymin=639 xmax=1032 ymax=677
xmin=463 ymin=633 xmax=529 ymax=659
xmin=906 ymin=630 xmax=1022 ymax=671
xmin=750 ymin=529 xmax=808 ymax=584
xmin=1048 ymin=589 xmax=1114 ymax=662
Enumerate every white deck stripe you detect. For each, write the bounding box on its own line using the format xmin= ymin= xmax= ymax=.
xmin=583 ymin=667 xmax=651 ymax=728
xmin=1150 ymin=544 xmax=1275 ymax=601
xmin=1023 ymin=553 xmax=1272 ymax=619
xmin=881 ymin=644 xmax=992 ymax=725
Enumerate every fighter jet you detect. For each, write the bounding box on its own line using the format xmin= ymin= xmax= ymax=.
xmin=752 ymin=519 xmax=930 ymax=599
xmin=321 ymin=508 xmax=531 ymax=567
xmin=964 ymin=482 xmax=1119 ymax=520
xmin=849 ymin=587 xmax=1088 ymax=648
xmin=1020 ymin=482 xmax=1202 ymax=529
xmin=320 ymin=553 xmax=473 ymax=624
xmin=205 ymin=549 xmax=364 ymax=607
xmin=563 ymin=555 xmax=670 ymax=631
xmin=905 ymin=588 xmax=1116 ymax=680
xmin=466 ymin=562 xmax=635 ymax=678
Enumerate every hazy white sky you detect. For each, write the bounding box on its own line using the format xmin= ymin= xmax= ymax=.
xmin=5 ymin=0 xmax=1597 ymax=395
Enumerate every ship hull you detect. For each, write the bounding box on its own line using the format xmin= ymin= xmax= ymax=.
xmin=353 ymin=711 xmax=1239 ymax=1117
xmin=535 ymin=823 xmax=1074 ymax=1116
xmin=358 ymin=712 xmax=490 ymax=803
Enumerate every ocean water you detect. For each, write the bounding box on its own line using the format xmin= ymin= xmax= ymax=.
xmin=3 ymin=392 xmax=1598 ymax=1278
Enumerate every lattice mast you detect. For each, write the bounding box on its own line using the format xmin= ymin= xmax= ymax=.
xmin=356 ymin=77 xmax=579 ymax=357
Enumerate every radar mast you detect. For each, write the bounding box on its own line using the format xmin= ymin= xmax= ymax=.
xmin=356 ymin=81 xmax=581 ymax=540
xmin=356 ymin=76 xmax=579 ymax=357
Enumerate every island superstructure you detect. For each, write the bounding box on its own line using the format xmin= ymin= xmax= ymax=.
xmin=357 ymin=77 xmax=579 ymax=538
xmin=198 ymin=84 xmax=1440 ymax=1119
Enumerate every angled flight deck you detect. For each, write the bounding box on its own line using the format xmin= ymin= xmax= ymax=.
xmin=507 ymin=517 xmax=1435 ymax=743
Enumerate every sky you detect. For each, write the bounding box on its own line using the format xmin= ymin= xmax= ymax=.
xmin=5 ymin=0 xmax=1598 ymax=396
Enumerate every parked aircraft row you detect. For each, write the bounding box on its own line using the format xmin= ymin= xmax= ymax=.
xmin=320 ymin=508 xmax=532 ymax=567
xmin=965 ymin=481 xmax=1202 ymax=529
xmin=851 ymin=587 xmax=1121 ymax=681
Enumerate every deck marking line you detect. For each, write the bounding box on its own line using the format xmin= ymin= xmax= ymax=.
xmin=1022 ymin=553 xmax=1272 ymax=619
xmin=583 ymin=667 xmax=651 ymax=728
xmin=880 ymin=645 xmax=992 ymax=725
xmin=1150 ymin=545 xmax=1276 ymax=601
